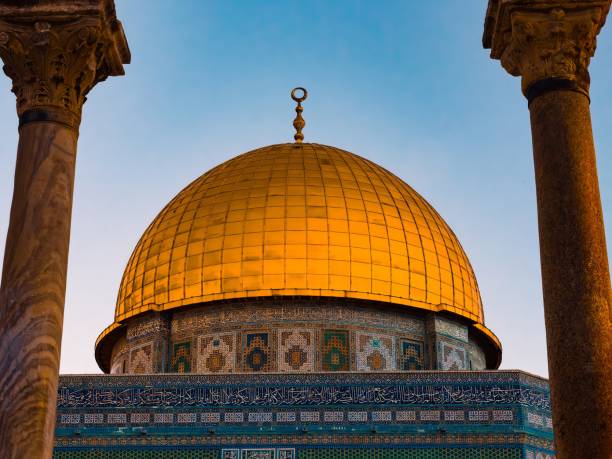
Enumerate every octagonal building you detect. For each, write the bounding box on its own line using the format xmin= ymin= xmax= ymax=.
xmin=56 ymin=139 xmax=554 ymax=459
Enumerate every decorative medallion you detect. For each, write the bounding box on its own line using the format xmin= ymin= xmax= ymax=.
xmin=170 ymin=341 xmax=191 ymax=373
xmin=398 ymin=339 xmax=424 ymax=370
xmin=244 ymin=332 xmax=273 ymax=372
xmin=278 ymin=329 xmax=314 ymax=372
xmin=322 ymin=330 xmax=350 ymax=371
xmin=128 ymin=343 xmax=153 ymax=374
xmin=356 ymin=332 xmax=395 ymax=371
xmin=197 ymin=333 xmax=235 ymax=373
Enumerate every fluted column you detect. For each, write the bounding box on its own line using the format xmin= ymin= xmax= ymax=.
xmin=484 ymin=2 xmax=611 ymax=458
xmin=0 ymin=1 xmax=129 ymax=457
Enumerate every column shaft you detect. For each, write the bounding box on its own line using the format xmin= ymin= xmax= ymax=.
xmin=0 ymin=121 xmax=78 ymax=459
xmin=0 ymin=2 xmax=128 ymax=454
xmin=529 ymin=89 xmax=612 ymax=458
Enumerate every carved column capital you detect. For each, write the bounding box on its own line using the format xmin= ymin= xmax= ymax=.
xmin=0 ymin=0 xmax=130 ymax=128
xmin=483 ymin=1 xmax=611 ymax=98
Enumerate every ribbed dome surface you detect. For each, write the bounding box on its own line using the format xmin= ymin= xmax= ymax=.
xmin=97 ymin=143 xmax=500 ymax=355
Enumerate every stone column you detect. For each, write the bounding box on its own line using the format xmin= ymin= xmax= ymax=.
xmin=0 ymin=2 xmax=129 ymax=458
xmin=483 ymin=2 xmax=611 ymax=458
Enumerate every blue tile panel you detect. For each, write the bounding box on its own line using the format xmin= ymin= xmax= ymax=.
xmin=54 ymin=371 xmax=555 ymax=457
xmin=170 ymin=341 xmax=191 ymax=373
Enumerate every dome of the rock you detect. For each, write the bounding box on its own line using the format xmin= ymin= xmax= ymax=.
xmin=95 ymin=143 xmax=501 ymax=373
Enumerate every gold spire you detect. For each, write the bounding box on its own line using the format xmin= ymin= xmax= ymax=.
xmin=291 ymin=87 xmax=307 ymax=143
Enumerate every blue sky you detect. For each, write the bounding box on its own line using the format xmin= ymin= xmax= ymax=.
xmin=0 ymin=1 xmax=609 ymax=376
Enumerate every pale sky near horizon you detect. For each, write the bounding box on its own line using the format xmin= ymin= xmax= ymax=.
xmin=0 ymin=1 xmax=610 ymax=377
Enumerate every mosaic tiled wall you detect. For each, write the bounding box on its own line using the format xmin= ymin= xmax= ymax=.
xmin=128 ymin=342 xmax=154 ymax=374
xmin=468 ymin=341 xmax=487 ymax=370
xmin=109 ymin=301 xmax=490 ymax=374
xmin=109 ymin=335 xmax=128 ymax=374
xmin=111 ymin=314 xmax=170 ymax=375
xmin=54 ymin=371 xmax=554 ymax=458
xmin=434 ymin=316 xmax=469 ymax=342
xmin=53 ymin=446 xmax=553 ymax=459
xmin=439 ymin=340 xmax=468 ymax=371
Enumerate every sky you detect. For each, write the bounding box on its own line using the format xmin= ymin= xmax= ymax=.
xmin=0 ymin=1 xmax=610 ymax=377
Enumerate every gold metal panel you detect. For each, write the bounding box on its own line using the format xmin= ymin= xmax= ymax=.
xmin=286 ymin=273 xmax=307 ymax=288
xmin=307 ymin=218 xmax=326 ymax=232
xmin=185 ymin=282 xmax=202 ymax=298
xmin=222 ymin=277 xmax=241 ymax=292
xmin=308 ymin=259 xmax=328 ymax=275
xmin=352 ymin=247 xmax=371 ymax=263
xmin=265 ymin=218 xmax=284 ymax=231
xmin=243 ymin=246 xmax=262 ymax=261
xmin=351 ymin=276 xmax=372 ymax=292
xmin=222 ymin=247 xmax=242 ymax=263
xmin=263 ymin=274 xmax=283 ymax=288
xmin=184 ymin=268 xmax=202 ymax=286
xmin=143 ymin=269 xmax=155 ymax=285
xmin=104 ymin=143 xmax=497 ymax=361
xmin=155 ymin=263 xmax=169 ymax=278
xmin=242 ymin=275 xmax=262 ymax=290
xmin=371 ymin=250 xmax=390 ymax=267
xmin=307 ymin=231 xmax=328 ymax=245
xmin=263 ymin=259 xmax=284 ymax=275
xmin=372 ymin=263 xmax=391 ymax=280
xmin=203 ymin=250 xmax=222 ymax=266
xmin=286 ymin=231 xmax=306 ymax=244
xmin=242 ymin=261 xmax=262 ymax=276
xmin=308 ymin=274 xmax=328 ymax=289
xmin=286 ymin=258 xmax=307 ymax=274
xmin=286 ymin=244 xmax=307 ymax=259
xmin=307 ymin=245 xmax=328 ymax=260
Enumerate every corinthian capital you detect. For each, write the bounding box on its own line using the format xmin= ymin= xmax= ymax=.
xmin=483 ymin=0 xmax=611 ymax=98
xmin=0 ymin=0 xmax=130 ymax=128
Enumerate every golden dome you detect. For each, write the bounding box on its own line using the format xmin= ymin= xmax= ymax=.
xmin=97 ymin=143 xmax=500 ymax=364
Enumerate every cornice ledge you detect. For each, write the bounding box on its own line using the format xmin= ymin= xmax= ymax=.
xmin=0 ymin=1 xmax=100 ymax=18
